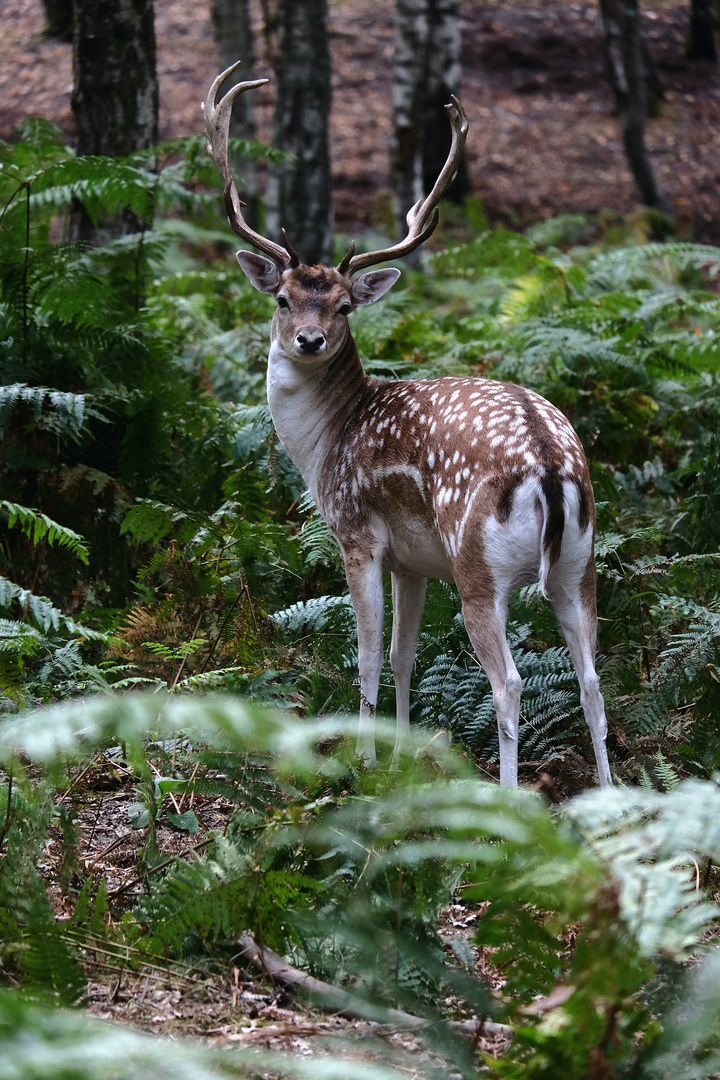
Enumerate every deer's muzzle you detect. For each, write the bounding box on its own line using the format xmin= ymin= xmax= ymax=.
xmin=295 ymin=328 xmax=326 ymax=354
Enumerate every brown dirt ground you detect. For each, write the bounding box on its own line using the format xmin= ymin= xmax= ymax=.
xmin=35 ymin=746 xmax=510 ymax=1068
xmin=1 ymin=0 xmax=719 ymax=243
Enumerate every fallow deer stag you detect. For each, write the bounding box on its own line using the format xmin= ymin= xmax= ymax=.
xmin=203 ymin=64 xmax=612 ymax=787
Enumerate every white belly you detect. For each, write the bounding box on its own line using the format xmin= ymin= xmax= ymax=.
xmin=381 ymin=514 xmax=454 ymax=582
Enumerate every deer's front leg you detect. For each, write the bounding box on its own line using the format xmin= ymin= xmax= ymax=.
xmin=343 ymin=550 xmax=385 ymax=766
xmin=390 ymin=572 xmax=427 ymax=763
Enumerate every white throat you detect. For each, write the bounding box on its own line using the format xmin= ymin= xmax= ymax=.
xmin=266 ymin=340 xmax=337 ymax=499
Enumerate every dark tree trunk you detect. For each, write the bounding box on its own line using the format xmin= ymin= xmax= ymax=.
xmin=687 ymin=0 xmax=720 ymax=61
xmin=600 ymin=0 xmax=630 ymax=108
xmin=266 ymin=0 xmax=332 ymax=266
xmin=40 ymin=0 xmax=73 ymax=41
xmin=391 ymin=0 xmax=469 ymax=246
xmin=423 ymin=0 xmax=470 ymax=201
xmin=70 ymin=0 xmax=158 ymax=243
xmin=599 ymin=0 xmax=664 ymax=115
xmin=620 ymin=0 xmax=672 ymax=217
xmin=210 ymin=0 xmax=259 ymax=227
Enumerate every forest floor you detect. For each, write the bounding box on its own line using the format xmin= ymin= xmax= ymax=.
xmin=41 ymin=745 xmax=511 ymax=1069
xmin=2 ymin=0 xmax=719 ymax=244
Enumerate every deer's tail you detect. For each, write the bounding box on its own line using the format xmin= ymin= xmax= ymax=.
xmin=537 ymin=468 xmax=565 ymax=598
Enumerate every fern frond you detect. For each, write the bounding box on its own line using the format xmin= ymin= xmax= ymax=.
xmin=120 ymin=500 xmax=206 ymax=547
xmin=0 ymin=577 xmax=106 ymax=641
xmin=0 ymin=619 xmax=46 ymax=655
xmin=587 ymin=243 xmax=720 ymax=292
xmin=272 ymin=594 xmax=355 ymax=634
xmin=0 ymin=383 xmax=85 ymax=438
xmin=298 ymin=512 xmax=341 ymax=570
xmin=1 ymin=501 xmax=89 ymax=564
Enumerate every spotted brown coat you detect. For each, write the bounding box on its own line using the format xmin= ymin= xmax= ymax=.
xmin=204 ymin=66 xmax=612 ymax=787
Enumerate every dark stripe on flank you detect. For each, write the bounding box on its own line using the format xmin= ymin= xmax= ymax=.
xmin=574 ymin=477 xmax=591 ymax=533
xmin=497 ymin=474 xmax=523 ymax=523
xmin=541 ymin=465 xmax=565 ymax=570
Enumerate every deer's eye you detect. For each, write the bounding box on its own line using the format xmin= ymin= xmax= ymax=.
xmin=339 ymin=303 xmax=352 ymax=316
xmin=277 ymin=296 xmax=289 ymax=309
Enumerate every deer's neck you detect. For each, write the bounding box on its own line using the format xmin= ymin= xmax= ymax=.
xmin=266 ymin=331 xmax=369 ymax=499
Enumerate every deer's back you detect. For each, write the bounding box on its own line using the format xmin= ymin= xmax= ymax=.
xmin=315 ymin=376 xmax=594 ymax=583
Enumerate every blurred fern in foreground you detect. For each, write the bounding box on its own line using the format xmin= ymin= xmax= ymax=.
xmin=2 ymin=695 xmax=720 ymax=1077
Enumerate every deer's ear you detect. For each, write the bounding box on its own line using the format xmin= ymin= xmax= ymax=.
xmin=236 ymin=251 xmax=282 ymax=294
xmin=351 ymin=268 xmax=401 ymax=307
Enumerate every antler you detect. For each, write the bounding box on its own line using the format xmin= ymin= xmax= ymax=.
xmin=203 ymin=63 xmax=299 ymax=269
xmin=337 ymin=96 xmax=469 ymax=277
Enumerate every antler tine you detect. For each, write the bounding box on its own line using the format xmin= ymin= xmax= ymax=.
xmin=336 ymin=240 xmax=355 ymax=277
xmin=203 ymin=64 xmax=295 ymax=268
xmin=337 ymin=95 xmax=469 ymax=277
xmin=281 ymin=228 xmax=301 ymax=269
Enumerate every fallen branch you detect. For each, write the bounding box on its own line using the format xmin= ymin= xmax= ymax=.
xmin=235 ymin=931 xmax=511 ymax=1041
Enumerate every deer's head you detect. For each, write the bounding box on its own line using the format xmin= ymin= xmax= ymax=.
xmin=236 ymin=254 xmax=400 ymax=361
xmin=202 ymin=64 xmax=467 ymax=357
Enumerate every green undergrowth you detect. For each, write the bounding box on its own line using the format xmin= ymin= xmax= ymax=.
xmin=2 ymin=697 xmax=720 ymax=1077
xmin=2 ymin=121 xmax=720 ymax=1076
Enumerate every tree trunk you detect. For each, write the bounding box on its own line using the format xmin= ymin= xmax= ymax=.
xmin=265 ymin=0 xmax=332 ymax=267
xmin=599 ymin=0 xmax=664 ymax=115
xmin=40 ymin=0 xmax=73 ymax=41
xmin=620 ymin=0 xmax=672 ymax=217
xmin=391 ymin=0 xmax=468 ymax=247
xmin=599 ymin=0 xmax=630 ymax=108
xmin=423 ymin=0 xmax=470 ymax=201
xmin=70 ymin=0 xmax=159 ymax=243
xmin=210 ymin=0 xmax=259 ymax=227
xmin=686 ymin=0 xmax=720 ymax=61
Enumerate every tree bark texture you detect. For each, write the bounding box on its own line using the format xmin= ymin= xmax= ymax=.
xmin=391 ymin=0 xmax=469 ymax=244
xmin=211 ymin=0 xmax=259 ymax=226
xmin=686 ymin=0 xmax=720 ymax=62
xmin=265 ymin=0 xmax=332 ymax=266
xmin=72 ymin=0 xmax=158 ymax=159
xmin=598 ymin=0 xmax=664 ymax=115
xmin=70 ymin=0 xmax=158 ymax=243
xmin=40 ymin=0 xmax=72 ymax=41
xmin=619 ymin=0 xmax=672 ymax=216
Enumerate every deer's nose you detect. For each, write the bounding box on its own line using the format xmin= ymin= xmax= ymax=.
xmin=295 ymin=328 xmax=326 ymax=354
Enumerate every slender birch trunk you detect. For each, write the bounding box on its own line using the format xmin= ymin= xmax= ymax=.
xmin=619 ymin=0 xmax=672 ymax=216
xmin=265 ymin=0 xmax=332 ymax=266
xmin=391 ymin=0 xmax=468 ymax=247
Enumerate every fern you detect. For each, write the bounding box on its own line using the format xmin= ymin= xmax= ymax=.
xmin=0 ymin=577 xmax=105 ymax=641
xmin=414 ymin=626 xmax=584 ymax=763
xmin=623 ymin=606 xmax=720 ymax=738
xmin=272 ymin=594 xmax=355 ymax=634
xmin=1 ymin=502 xmax=89 ymax=564
xmin=4 ymin=693 xmax=720 ymax=1076
xmin=298 ymin=504 xmax=342 ymax=571
xmin=120 ymin=500 xmax=214 ymax=547
xmin=587 ymin=242 xmax=720 ymax=292
xmin=0 ymin=383 xmax=85 ymax=438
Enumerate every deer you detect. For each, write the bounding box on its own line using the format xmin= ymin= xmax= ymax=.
xmin=203 ymin=64 xmax=613 ymax=788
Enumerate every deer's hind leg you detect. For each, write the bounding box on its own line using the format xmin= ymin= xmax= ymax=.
xmin=547 ymin=556 xmax=612 ymax=788
xmin=456 ymin=571 xmax=522 ymax=787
